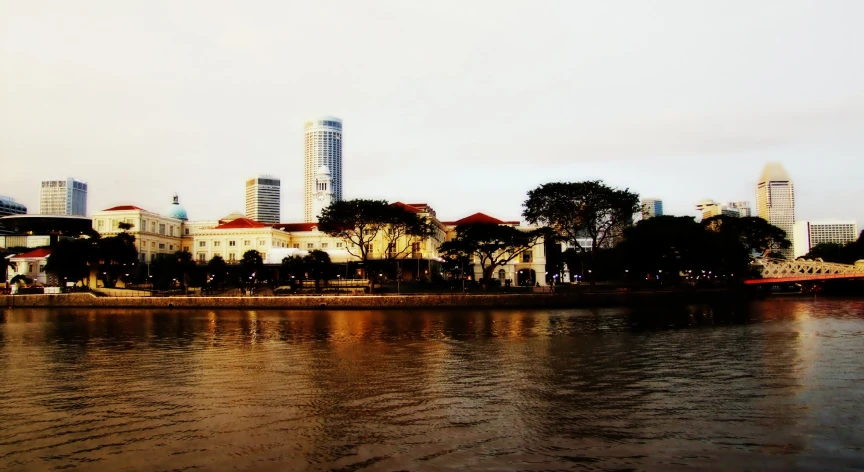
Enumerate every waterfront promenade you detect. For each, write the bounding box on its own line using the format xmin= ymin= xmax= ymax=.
xmin=1 ymin=289 xmax=743 ymax=309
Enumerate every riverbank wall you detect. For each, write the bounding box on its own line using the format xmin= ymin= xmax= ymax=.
xmin=2 ymin=290 xmax=749 ymax=310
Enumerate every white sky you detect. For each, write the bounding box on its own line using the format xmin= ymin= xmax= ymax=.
xmin=1 ymin=0 xmax=863 ymax=225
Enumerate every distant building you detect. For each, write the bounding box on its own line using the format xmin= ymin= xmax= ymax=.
xmin=6 ymin=248 xmax=52 ymax=286
xmin=696 ymin=200 xmax=741 ymax=220
xmin=40 ymin=178 xmax=87 ymax=216
xmin=0 ymin=214 xmax=92 ymax=249
xmin=727 ymin=201 xmax=752 ymax=217
xmin=641 ymin=198 xmax=663 ymax=220
xmin=0 ymin=196 xmax=27 ymax=217
xmin=245 ymin=176 xmax=280 ymax=224
xmin=310 ymin=166 xmax=333 ymax=222
xmin=304 ymin=117 xmax=343 ymax=222
xmin=756 ymin=162 xmax=795 ymax=258
xmin=91 ymin=199 xmax=184 ymax=263
xmin=793 ymin=220 xmax=858 ymax=259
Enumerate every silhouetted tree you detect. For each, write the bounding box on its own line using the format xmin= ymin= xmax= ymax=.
xmin=45 ymin=239 xmax=96 ymax=286
xmin=523 ymin=180 xmax=640 ymax=283
xmin=439 ymin=223 xmax=542 ymax=283
xmin=318 ymin=199 xmax=391 ymax=268
xmin=381 ymin=203 xmax=436 ymax=260
xmin=240 ymin=250 xmax=263 ymax=282
xmin=207 ymin=255 xmax=228 ymax=286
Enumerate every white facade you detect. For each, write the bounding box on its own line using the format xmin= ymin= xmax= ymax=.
xmin=92 ymin=206 xmax=183 ymax=263
xmin=304 ymin=117 xmax=342 ymax=222
xmin=245 ymin=176 xmax=280 ymax=224
xmin=641 ymin=198 xmax=663 ymax=219
xmin=40 ymin=178 xmax=87 ymax=216
xmin=793 ymin=220 xmax=858 ymax=259
xmin=6 ymin=248 xmax=51 ymax=285
xmin=727 ymin=201 xmax=751 ymax=217
xmin=310 ymin=166 xmax=334 ymax=222
xmin=756 ymin=162 xmax=795 ymax=258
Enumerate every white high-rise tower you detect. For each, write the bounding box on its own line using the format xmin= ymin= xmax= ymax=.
xmin=756 ymin=162 xmax=795 ymax=258
xmin=311 ymin=166 xmax=333 ymax=221
xmin=304 ymin=117 xmax=342 ymax=222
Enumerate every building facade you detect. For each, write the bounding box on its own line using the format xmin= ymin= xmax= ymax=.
xmin=304 ymin=117 xmax=343 ymax=222
xmin=310 ymin=166 xmax=334 ymax=222
xmin=92 ymin=205 xmax=183 ymax=263
xmin=756 ymin=162 xmax=795 ymax=258
xmin=5 ymin=248 xmax=52 ymax=286
xmin=727 ymin=201 xmax=752 ymax=217
xmin=40 ymin=178 xmax=87 ymax=216
xmin=793 ymin=220 xmax=859 ymax=259
xmin=696 ymin=200 xmax=741 ymax=220
xmin=0 ymin=196 xmax=27 ymax=217
xmin=245 ymin=176 xmax=280 ymax=224
xmin=641 ymin=198 xmax=663 ymax=220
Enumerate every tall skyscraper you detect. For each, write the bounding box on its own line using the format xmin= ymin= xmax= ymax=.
xmin=245 ymin=176 xmax=281 ymax=224
xmin=756 ymin=162 xmax=795 ymax=258
xmin=793 ymin=220 xmax=858 ymax=259
xmin=40 ymin=178 xmax=87 ymax=216
xmin=304 ymin=117 xmax=342 ymax=222
xmin=641 ymin=198 xmax=663 ymax=220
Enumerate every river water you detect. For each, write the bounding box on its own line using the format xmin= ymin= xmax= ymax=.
xmin=1 ymin=299 xmax=863 ymax=471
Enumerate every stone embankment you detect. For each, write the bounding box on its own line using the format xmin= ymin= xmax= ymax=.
xmin=1 ymin=290 xmax=743 ymax=310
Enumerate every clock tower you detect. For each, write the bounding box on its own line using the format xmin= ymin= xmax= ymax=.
xmin=312 ymin=165 xmax=333 ymax=221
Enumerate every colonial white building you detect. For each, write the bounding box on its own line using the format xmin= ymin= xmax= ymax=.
xmin=91 ymin=204 xmax=183 ymax=263
xmin=6 ymin=247 xmax=52 ymax=285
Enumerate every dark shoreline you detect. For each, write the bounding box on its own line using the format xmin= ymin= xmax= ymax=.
xmin=2 ymin=289 xmax=760 ymax=310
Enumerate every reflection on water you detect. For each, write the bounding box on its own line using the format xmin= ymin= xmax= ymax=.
xmin=1 ymin=300 xmax=863 ymax=471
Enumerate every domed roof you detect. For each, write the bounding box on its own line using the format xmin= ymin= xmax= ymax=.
xmin=165 ymin=194 xmax=188 ymax=221
xmin=317 ymin=165 xmax=331 ymax=176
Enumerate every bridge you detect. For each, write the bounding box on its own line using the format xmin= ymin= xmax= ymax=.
xmin=744 ymin=258 xmax=864 ymax=285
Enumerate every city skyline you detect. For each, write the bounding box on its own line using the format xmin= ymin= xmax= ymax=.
xmin=1 ymin=1 xmax=863 ymax=225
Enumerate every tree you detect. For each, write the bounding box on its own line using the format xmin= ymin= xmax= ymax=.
xmin=304 ymin=250 xmax=334 ymax=292
xmin=150 ymin=251 xmax=196 ymax=290
xmin=381 ymin=203 xmax=436 ymax=260
xmin=281 ymin=255 xmax=306 ymax=288
xmin=207 ymin=255 xmax=228 ymax=286
xmin=117 ymin=222 xmax=134 ymax=231
xmin=45 ymin=238 xmax=97 ymax=287
xmin=523 ymin=181 xmax=640 ymax=281
xmin=95 ymin=233 xmax=139 ymax=287
xmin=439 ymin=223 xmax=542 ymax=283
xmin=318 ymin=199 xmax=392 ymax=268
xmin=240 ymin=250 xmax=264 ymax=282
xmin=701 ymin=216 xmax=791 ymax=258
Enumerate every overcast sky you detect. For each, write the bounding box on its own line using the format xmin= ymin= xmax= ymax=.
xmin=2 ymin=0 xmax=863 ymax=225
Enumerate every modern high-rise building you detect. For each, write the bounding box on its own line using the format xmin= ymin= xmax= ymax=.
xmin=641 ymin=198 xmax=663 ymax=220
xmin=304 ymin=117 xmax=342 ymax=222
xmin=756 ymin=162 xmax=795 ymax=258
xmin=792 ymin=220 xmax=858 ymax=259
xmin=696 ymin=200 xmax=741 ymax=220
xmin=727 ymin=201 xmax=751 ymax=217
xmin=245 ymin=176 xmax=281 ymax=224
xmin=0 ymin=195 xmax=27 ymax=217
xmin=40 ymin=178 xmax=87 ymax=216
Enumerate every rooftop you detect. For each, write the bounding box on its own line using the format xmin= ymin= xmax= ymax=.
xmin=442 ymin=212 xmax=520 ymax=226
xmin=12 ymin=248 xmax=52 ymax=259
xmin=213 ymin=218 xmax=269 ymax=230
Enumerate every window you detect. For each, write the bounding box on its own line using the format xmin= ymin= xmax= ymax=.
xmin=198 ymin=253 xmax=206 ymax=262
xmin=229 ymin=241 xmax=236 ymax=247
xmin=307 ymin=243 xmax=314 ymax=249
xmin=39 ymin=265 xmax=46 ymax=273
xmin=228 ymin=253 xmax=236 ymax=262
xmin=336 ymin=242 xmax=343 ymax=248
xmin=214 ymin=241 xmax=221 ymax=247
xmin=522 ymin=250 xmax=532 ymax=263
xmin=293 ymin=244 xmax=300 ymax=249
xmin=158 ymin=243 xmax=165 ymax=250
xmin=140 ymin=254 xmax=146 ymax=262
xmin=259 ymin=240 xmax=265 ymax=246
xmin=183 ymin=246 xmax=190 ymax=252
xmin=151 ymin=242 xmax=156 ymax=248
xmin=244 ymin=240 xmax=251 ymax=246
xmin=169 ymin=245 xmax=173 ymax=251
xmin=321 ymin=243 xmax=328 ymax=249
xmin=199 ymin=241 xmax=206 ymax=247
xmin=159 ymin=224 xmax=166 ymax=235
xmin=151 ymin=222 xmax=156 ymax=232
xmin=185 ymin=228 xmax=190 ymax=235
xmin=170 ymin=227 xmax=174 ymax=237
xmin=97 ymin=220 xmax=104 ymax=229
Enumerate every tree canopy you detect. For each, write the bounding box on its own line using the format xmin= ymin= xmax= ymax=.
xmin=318 ymin=199 xmax=434 ymax=263
xmin=523 ymin=180 xmax=640 ymax=253
xmin=439 ymin=223 xmax=542 ymax=282
xmin=240 ymin=250 xmax=264 ymax=281
xmin=701 ymin=215 xmax=791 ymax=258
xmin=45 ymin=239 xmax=96 ymax=286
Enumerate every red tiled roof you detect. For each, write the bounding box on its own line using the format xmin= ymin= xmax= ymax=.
xmin=103 ymin=205 xmax=146 ymax=211
xmin=391 ymin=202 xmax=423 ymax=213
xmin=13 ymin=248 xmax=52 ymax=259
xmin=407 ymin=203 xmax=428 ymax=208
xmin=274 ymin=223 xmax=318 ymax=232
xmin=213 ymin=217 xmax=268 ymax=229
xmin=442 ymin=212 xmax=520 ymax=226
